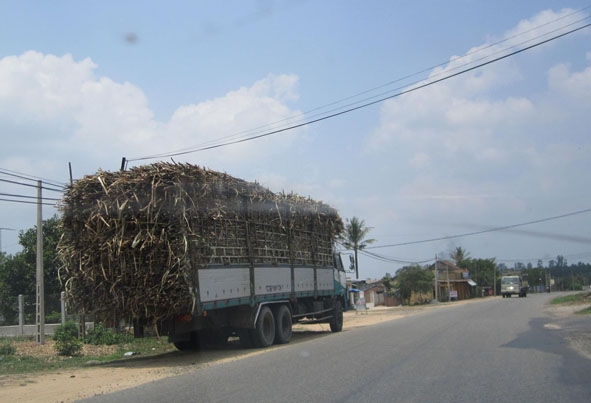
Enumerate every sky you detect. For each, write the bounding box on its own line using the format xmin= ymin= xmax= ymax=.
xmin=1 ymin=0 xmax=590 ymax=280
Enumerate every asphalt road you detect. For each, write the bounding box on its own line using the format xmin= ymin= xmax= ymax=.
xmin=80 ymin=294 xmax=591 ymax=403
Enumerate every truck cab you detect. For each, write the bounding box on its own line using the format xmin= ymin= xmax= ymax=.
xmin=501 ymin=275 xmax=528 ymax=298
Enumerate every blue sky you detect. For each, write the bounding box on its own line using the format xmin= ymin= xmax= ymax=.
xmin=1 ymin=1 xmax=590 ymax=279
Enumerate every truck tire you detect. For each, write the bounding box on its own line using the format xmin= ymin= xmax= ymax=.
xmin=252 ymin=305 xmax=276 ymax=348
xmin=273 ymin=304 xmax=292 ymax=344
xmin=329 ymin=300 xmax=343 ymax=333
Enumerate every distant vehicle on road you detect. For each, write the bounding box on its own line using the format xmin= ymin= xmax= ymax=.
xmin=501 ymin=275 xmax=528 ymax=298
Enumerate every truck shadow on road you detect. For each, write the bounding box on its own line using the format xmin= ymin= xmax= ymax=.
xmin=104 ymin=329 xmax=334 ymax=370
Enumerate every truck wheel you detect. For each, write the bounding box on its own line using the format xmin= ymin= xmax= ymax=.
xmin=252 ymin=306 xmax=276 ymax=348
xmin=329 ymin=300 xmax=343 ymax=333
xmin=273 ymin=305 xmax=292 ymax=344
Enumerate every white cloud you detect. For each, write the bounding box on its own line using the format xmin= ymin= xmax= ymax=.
xmin=410 ymin=152 xmax=429 ymax=168
xmin=165 ymin=74 xmax=303 ymax=170
xmin=362 ymin=8 xmax=591 ymax=242
xmin=0 ymin=51 xmax=304 ymax=177
xmin=547 ymin=62 xmax=591 ymax=101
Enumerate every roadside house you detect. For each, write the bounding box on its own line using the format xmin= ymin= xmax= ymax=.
xmin=430 ymin=260 xmax=477 ymax=301
xmin=348 ymin=279 xmax=396 ymax=308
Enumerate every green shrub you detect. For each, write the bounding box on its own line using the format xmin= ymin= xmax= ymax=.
xmin=86 ymin=323 xmax=132 ymax=345
xmin=53 ymin=320 xmax=78 ymax=341
xmin=53 ymin=321 xmax=82 ymax=356
xmin=46 ymin=311 xmax=62 ymax=324
xmin=0 ymin=340 xmax=16 ymax=356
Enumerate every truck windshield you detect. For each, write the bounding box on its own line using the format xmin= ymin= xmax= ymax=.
xmin=501 ymin=277 xmax=519 ymax=284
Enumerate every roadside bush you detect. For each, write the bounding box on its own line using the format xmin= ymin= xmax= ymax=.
xmin=53 ymin=320 xmax=78 ymax=341
xmin=46 ymin=311 xmax=61 ymax=324
xmin=0 ymin=340 xmax=16 ymax=356
xmin=53 ymin=321 xmax=82 ymax=356
xmin=86 ymin=323 xmax=132 ymax=345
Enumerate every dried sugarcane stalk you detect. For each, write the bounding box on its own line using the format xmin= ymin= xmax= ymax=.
xmin=57 ymin=162 xmax=343 ymax=328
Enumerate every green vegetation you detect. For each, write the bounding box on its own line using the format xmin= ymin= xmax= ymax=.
xmin=550 ymin=292 xmax=591 ymax=315
xmin=0 ymin=216 xmax=63 ymax=326
xmin=550 ymin=292 xmax=591 ymax=305
xmin=0 ymin=335 xmax=175 ymax=375
xmin=53 ymin=321 xmax=83 ymax=356
xmin=384 ymin=265 xmax=434 ymax=305
xmin=86 ymin=323 xmax=133 ymax=345
xmin=339 ymin=217 xmax=375 ymax=279
xmin=0 ymin=338 xmax=16 ymax=356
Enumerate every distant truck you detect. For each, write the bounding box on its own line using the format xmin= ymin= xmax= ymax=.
xmin=59 ymin=163 xmax=348 ymax=351
xmin=500 ymin=275 xmax=529 ymax=298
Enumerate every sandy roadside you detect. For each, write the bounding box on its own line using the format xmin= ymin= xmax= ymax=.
xmin=1 ymin=298 xmax=586 ymax=403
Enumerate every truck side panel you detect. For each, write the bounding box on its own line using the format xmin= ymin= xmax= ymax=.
xmin=294 ymin=267 xmax=315 ymax=292
xmin=254 ymin=266 xmax=291 ymax=295
xmin=199 ymin=268 xmax=250 ymax=302
xmin=317 ymin=268 xmax=335 ymax=291
xmin=196 ymin=264 xmax=337 ymax=312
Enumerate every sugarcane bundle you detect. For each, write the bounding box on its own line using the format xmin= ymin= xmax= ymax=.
xmin=57 ymin=162 xmax=343 ymax=324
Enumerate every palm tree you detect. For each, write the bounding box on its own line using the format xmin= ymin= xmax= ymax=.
xmin=340 ymin=217 xmax=375 ymax=279
xmin=450 ymin=246 xmax=471 ymax=268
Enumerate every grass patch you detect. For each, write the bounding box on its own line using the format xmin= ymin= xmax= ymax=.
xmin=550 ymin=291 xmax=591 ymax=305
xmin=550 ymin=292 xmax=591 ymax=315
xmin=0 ymin=336 xmax=176 ymax=375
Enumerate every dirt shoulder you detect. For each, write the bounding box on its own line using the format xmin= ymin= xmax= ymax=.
xmin=543 ymin=302 xmax=591 ymax=360
xmin=1 ymin=297 xmax=586 ymax=403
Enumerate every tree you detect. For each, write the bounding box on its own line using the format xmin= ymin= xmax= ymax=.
xmin=0 ymin=215 xmax=63 ymax=324
xmin=340 ymin=217 xmax=375 ymax=279
xmin=450 ymin=246 xmax=471 ymax=268
xmin=17 ymin=215 xmax=62 ymax=296
xmin=556 ymin=255 xmax=567 ymax=268
xmin=394 ymin=265 xmax=434 ymax=305
xmin=465 ymin=258 xmax=496 ymax=287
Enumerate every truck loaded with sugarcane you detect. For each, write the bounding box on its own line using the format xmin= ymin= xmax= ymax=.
xmin=58 ymin=162 xmax=348 ymax=350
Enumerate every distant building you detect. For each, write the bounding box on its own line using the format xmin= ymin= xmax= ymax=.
xmin=430 ymin=261 xmax=477 ymax=301
xmin=348 ymin=279 xmax=395 ymax=308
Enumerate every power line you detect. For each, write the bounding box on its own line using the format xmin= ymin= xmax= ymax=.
xmin=0 ymin=178 xmax=64 ymax=193
xmin=359 ymin=249 xmax=433 ymax=265
xmin=366 ymin=208 xmax=591 ymax=250
xmin=0 ymin=168 xmax=65 ymax=189
xmin=0 ymin=198 xmax=56 ymax=207
xmin=126 ymin=17 xmax=591 ymax=163
xmin=0 ymin=192 xmax=61 ymax=202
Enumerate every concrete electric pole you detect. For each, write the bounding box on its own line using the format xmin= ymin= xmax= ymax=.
xmin=36 ymin=181 xmax=45 ymax=344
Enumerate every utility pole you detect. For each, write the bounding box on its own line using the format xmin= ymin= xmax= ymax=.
xmin=493 ymin=265 xmax=496 ymax=296
xmin=36 ymin=181 xmax=45 ymax=345
xmin=434 ymin=255 xmax=439 ymax=302
xmin=0 ymin=227 xmax=16 ymax=254
xmin=446 ymin=262 xmax=451 ymax=302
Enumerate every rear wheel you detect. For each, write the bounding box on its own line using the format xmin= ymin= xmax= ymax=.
xmin=273 ymin=305 xmax=292 ymax=344
xmin=251 ymin=306 xmax=276 ymax=348
xmin=329 ymin=300 xmax=343 ymax=332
